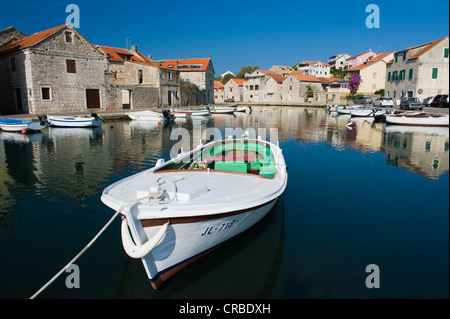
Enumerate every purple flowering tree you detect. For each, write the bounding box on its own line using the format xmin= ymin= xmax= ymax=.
xmin=346 ymin=73 xmax=362 ymax=95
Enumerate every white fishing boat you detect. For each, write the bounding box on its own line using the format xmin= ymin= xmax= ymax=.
xmin=235 ymin=106 xmax=248 ymax=112
xmin=210 ymin=106 xmax=236 ymax=114
xmin=350 ymin=108 xmax=387 ymax=117
xmin=170 ymin=110 xmax=192 ymax=118
xmin=47 ymin=113 xmax=104 ymax=128
xmin=101 ymin=134 xmax=288 ymax=289
xmin=335 ymin=105 xmax=364 ymax=114
xmin=385 ymin=112 xmax=449 ymax=127
xmin=188 ymin=109 xmax=210 ymax=116
xmin=127 ymin=110 xmax=164 ymax=122
xmin=0 ymin=116 xmax=48 ymax=132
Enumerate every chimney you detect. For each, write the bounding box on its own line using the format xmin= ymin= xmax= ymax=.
xmin=130 ymin=45 xmax=137 ymax=53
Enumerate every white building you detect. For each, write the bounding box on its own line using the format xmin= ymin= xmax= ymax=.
xmin=296 ymin=61 xmax=331 ymax=77
xmin=385 ymin=36 xmax=449 ymax=100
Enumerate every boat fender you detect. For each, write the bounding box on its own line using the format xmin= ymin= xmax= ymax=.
xmin=121 ymin=216 xmax=169 ymax=259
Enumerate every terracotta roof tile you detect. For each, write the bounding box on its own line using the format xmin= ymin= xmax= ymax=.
xmin=259 ymin=70 xmax=280 ymax=76
xmin=293 ymin=74 xmax=322 ymax=82
xmin=270 ymin=75 xmax=287 ymax=83
xmin=230 ymin=78 xmax=248 ymax=85
xmin=0 ymin=25 xmax=66 ymax=53
xmin=214 ymin=80 xmax=224 ymax=88
xmin=408 ymin=37 xmax=448 ymax=59
xmin=348 ymin=51 xmax=394 ymax=70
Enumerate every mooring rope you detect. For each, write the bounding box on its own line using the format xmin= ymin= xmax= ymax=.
xmin=29 ymin=205 xmax=124 ymax=299
xmin=29 ymin=175 xmax=185 ymax=299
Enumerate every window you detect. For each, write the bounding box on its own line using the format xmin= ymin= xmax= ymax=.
xmin=10 ymin=57 xmax=16 ymax=71
xmin=373 ymin=72 xmax=377 ymax=79
xmin=393 ymin=71 xmax=398 ymax=80
xmin=168 ymin=71 xmax=172 ymax=80
xmin=137 ymin=70 xmax=143 ymax=84
xmin=403 ymin=51 xmax=407 ymax=61
xmin=444 ymin=48 xmax=449 ymax=58
xmin=41 ymin=87 xmax=51 ymax=100
xmin=409 ymin=69 xmax=413 ymax=80
xmin=395 ymin=53 xmax=398 ymax=63
xmin=66 ymin=59 xmax=76 ymax=73
xmin=255 ymin=85 xmax=259 ymax=90
xmin=432 ymin=68 xmax=438 ymax=79
xmin=388 ymin=72 xmax=391 ymax=81
xmin=229 ymin=87 xmax=233 ymax=92
xmin=65 ymin=32 xmax=72 ymax=43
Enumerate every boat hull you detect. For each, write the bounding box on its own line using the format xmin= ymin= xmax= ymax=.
xmin=48 ymin=116 xmax=103 ymax=127
xmin=0 ymin=119 xmax=47 ymax=132
xmin=386 ymin=114 xmax=449 ymax=127
xmin=127 ymin=111 xmax=163 ymax=121
xmin=137 ymin=198 xmax=278 ymax=289
xmin=350 ymin=109 xmax=386 ymax=117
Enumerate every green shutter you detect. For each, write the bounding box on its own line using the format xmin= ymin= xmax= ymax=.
xmin=388 ymin=72 xmax=391 ymax=81
xmin=403 ymin=51 xmax=407 ymax=60
xmin=432 ymin=68 xmax=438 ymax=79
xmin=444 ymin=48 xmax=449 ymax=58
xmin=395 ymin=53 xmax=398 ymax=62
xmin=409 ymin=69 xmax=413 ymax=80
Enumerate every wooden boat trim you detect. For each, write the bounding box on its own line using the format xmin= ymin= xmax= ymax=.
xmin=139 ymin=198 xmax=277 ymax=228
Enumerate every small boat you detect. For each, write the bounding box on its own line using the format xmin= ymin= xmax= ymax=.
xmin=101 ymin=134 xmax=288 ymax=289
xmin=335 ymin=105 xmax=364 ymax=114
xmin=350 ymin=108 xmax=387 ymax=117
xmin=170 ymin=110 xmax=192 ymax=118
xmin=210 ymin=106 xmax=236 ymax=114
xmin=127 ymin=110 xmax=164 ymax=122
xmin=0 ymin=115 xmax=48 ymax=132
xmin=47 ymin=113 xmax=104 ymax=128
xmin=188 ymin=109 xmax=210 ymax=116
xmin=385 ymin=112 xmax=449 ymax=127
xmin=235 ymin=106 xmax=248 ymax=112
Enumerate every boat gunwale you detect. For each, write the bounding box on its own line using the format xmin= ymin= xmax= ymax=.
xmin=153 ymin=138 xmax=281 ymax=179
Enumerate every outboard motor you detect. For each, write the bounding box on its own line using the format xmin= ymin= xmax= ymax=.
xmin=37 ymin=114 xmax=48 ymax=125
xmin=90 ymin=112 xmax=100 ymax=120
xmin=162 ymin=109 xmax=174 ymax=122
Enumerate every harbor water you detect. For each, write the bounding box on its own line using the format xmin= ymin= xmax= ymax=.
xmin=0 ymin=107 xmax=448 ymax=299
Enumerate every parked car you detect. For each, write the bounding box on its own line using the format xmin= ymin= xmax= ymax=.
xmin=422 ymin=96 xmax=435 ymax=106
xmin=353 ymin=96 xmax=373 ymax=105
xmin=373 ymin=97 xmax=394 ymax=107
xmin=431 ymin=94 xmax=446 ymax=107
xmin=399 ymin=97 xmax=423 ymax=110
xmin=442 ymin=95 xmax=449 ymax=107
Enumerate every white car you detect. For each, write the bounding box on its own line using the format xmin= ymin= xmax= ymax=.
xmin=422 ymin=96 xmax=435 ymax=106
xmin=373 ymin=97 xmax=394 ymax=107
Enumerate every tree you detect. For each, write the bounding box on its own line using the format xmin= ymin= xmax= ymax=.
xmin=221 ymin=73 xmax=235 ymax=85
xmin=346 ymin=73 xmax=362 ymax=95
xmin=237 ymin=65 xmax=259 ymax=78
xmin=331 ymin=68 xmax=348 ymax=79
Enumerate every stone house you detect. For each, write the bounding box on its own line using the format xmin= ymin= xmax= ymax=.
xmin=296 ymin=61 xmax=330 ymax=77
xmin=264 ymin=75 xmax=286 ymax=103
xmin=0 ymin=27 xmax=26 ymax=46
xmin=345 ymin=51 xmax=395 ymax=95
xmin=269 ymin=65 xmax=294 ymax=76
xmin=98 ymin=45 xmax=181 ymax=109
xmin=214 ymin=80 xmax=224 ymax=103
xmin=243 ymin=69 xmax=279 ymax=102
xmin=385 ymin=36 xmax=449 ymax=101
xmin=224 ymin=78 xmax=248 ymax=102
xmin=0 ymin=25 xmax=117 ymax=115
xmin=282 ymin=74 xmax=324 ymax=103
xmin=160 ymin=58 xmax=215 ymax=105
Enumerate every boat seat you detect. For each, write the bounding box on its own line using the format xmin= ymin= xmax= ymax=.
xmin=214 ymin=161 xmax=247 ymax=173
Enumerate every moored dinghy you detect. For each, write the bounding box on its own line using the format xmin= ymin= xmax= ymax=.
xmin=386 ymin=112 xmax=449 ymax=127
xmin=0 ymin=115 xmax=48 ymax=132
xmin=101 ymin=134 xmax=288 ymax=289
xmin=47 ymin=112 xmax=104 ymax=127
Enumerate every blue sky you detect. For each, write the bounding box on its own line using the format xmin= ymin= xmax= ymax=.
xmin=1 ymin=0 xmax=449 ymax=75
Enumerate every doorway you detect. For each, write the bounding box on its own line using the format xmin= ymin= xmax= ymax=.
xmin=168 ymin=90 xmax=172 ymax=107
xmin=86 ymin=89 xmax=101 ymax=109
xmin=15 ymin=88 xmax=23 ymax=112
